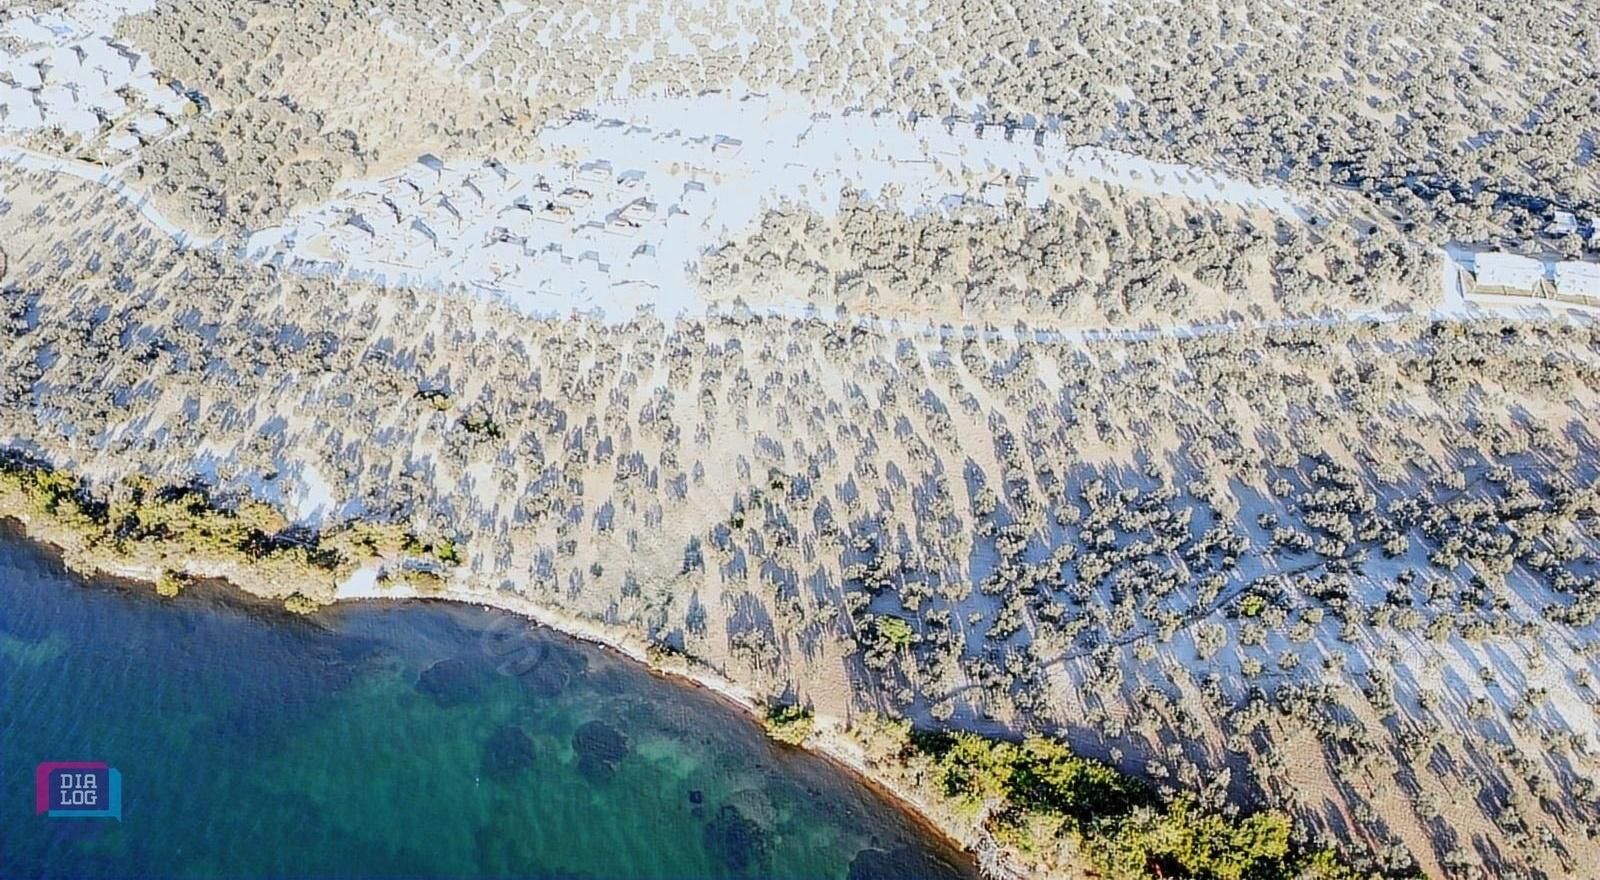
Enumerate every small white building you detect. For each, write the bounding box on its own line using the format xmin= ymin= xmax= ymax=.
xmin=483 ymin=237 xmax=527 ymax=267
xmin=678 ymin=180 xmax=708 ymax=211
xmin=619 ymin=199 xmax=656 ymax=223
xmin=605 ymin=217 xmax=640 ymax=236
xmin=1548 ymin=210 xmax=1580 ymax=235
xmin=131 ymin=114 xmax=168 ymax=136
xmin=576 ymin=162 xmax=612 ymax=186
xmin=536 ymin=202 xmax=573 ymax=223
xmin=1474 ymin=252 xmax=1544 ymax=292
xmin=7 ymin=60 xmax=44 ymax=90
xmin=555 ymin=187 xmax=592 ymax=207
xmin=104 ymin=132 xmax=141 ymax=153
xmin=1555 ymin=261 xmax=1600 ymax=299
xmin=1023 ymin=180 xmax=1049 ymax=210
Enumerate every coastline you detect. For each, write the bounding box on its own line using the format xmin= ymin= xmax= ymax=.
xmin=0 ymin=508 xmax=1007 ymax=879
xmin=0 ymin=453 xmax=1380 ymax=880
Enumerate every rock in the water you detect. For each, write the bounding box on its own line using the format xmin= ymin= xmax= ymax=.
xmin=415 ymin=657 xmax=487 ymax=708
xmin=481 ymin=723 xmax=536 ymax=781
xmin=572 ymin=720 xmax=630 ymax=784
xmin=516 ymin=642 xmax=588 ymax=698
xmin=723 ymin=788 xmax=777 ymax=830
xmin=572 ymin=720 xmax=629 ymax=764
xmin=702 ymin=803 xmax=770 ymax=875
xmin=523 ymin=660 xmax=570 ymax=698
xmin=576 ymin=753 xmax=617 ymax=784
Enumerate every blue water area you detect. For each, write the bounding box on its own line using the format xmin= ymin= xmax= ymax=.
xmin=0 ymin=524 xmax=977 ymax=880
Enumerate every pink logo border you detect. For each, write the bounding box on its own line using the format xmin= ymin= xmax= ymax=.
xmin=34 ymin=762 xmax=108 ymax=814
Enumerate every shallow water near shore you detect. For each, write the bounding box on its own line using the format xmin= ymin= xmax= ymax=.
xmin=0 ymin=524 xmax=977 ymax=880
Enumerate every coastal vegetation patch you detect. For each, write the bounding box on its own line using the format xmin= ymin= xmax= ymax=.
xmin=0 ymin=451 xmax=454 ymax=610
xmin=853 ymin=717 xmax=1376 ymax=880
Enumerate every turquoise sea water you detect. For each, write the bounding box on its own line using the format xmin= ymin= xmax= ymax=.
xmin=0 ymin=524 xmax=977 ymax=880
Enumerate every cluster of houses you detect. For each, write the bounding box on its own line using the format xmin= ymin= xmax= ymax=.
xmin=308 ymin=153 xmax=688 ymax=281
xmin=1472 ymin=252 xmax=1600 ymax=302
xmin=910 ymin=113 xmax=1076 ymax=151
xmin=243 ymin=93 xmax=1318 ymax=316
xmin=0 ymin=18 xmax=188 ymax=154
xmin=261 ymin=102 xmax=1069 ymax=314
xmin=245 ymin=122 xmax=750 ymax=315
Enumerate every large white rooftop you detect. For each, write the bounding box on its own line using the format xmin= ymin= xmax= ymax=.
xmin=1473 ymin=252 xmax=1544 ymax=292
xmin=1555 ymin=260 xmax=1600 ymax=299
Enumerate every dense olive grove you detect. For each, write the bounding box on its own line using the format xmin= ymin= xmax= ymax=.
xmin=701 ymin=189 xmax=1435 ymax=322
xmin=4 ymin=165 xmax=1600 ymax=877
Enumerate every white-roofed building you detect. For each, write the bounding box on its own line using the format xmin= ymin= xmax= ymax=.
xmin=105 ymin=132 xmax=140 ymax=153
xmin=619 ymin=199 xmax=656 ymax=223
xmin=1473 ymin=252 xmax=1544 ymax=292
xmin=1555 ymin=261 xmax=1600 ymax=299
xmin=483 ymin=237 xmax=527 ymax=269
xmin=42 ymin=45 xmax=86 ymax=76
xmin=1023 ymin=180 xmax=1049 ymax=209
xmin=131 ymin=114 xmax=168 ymax=136
xmin=1548 ymin=210 xmax=1579 ymax=235
xmin=678 ymin=180 xmax=707 ymax=211
xmin=555 ymin=187 xmax=593 ymax=207
xmin=7 ymin=62 xmax=43 ymax=90
xmin=576 ymin=161 xmax=611 ymax=186
xmin=0 ymin=86 xmax=46 ymax=129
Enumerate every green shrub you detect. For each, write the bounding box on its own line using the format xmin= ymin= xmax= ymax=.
xmin=848 ymin=712 xmax=913 ymax=764
xmin=340 ymin=521 xmax=415 ymax=557
xmin=155 ymin=570 xmax=186 ymax=598
xmin=876 ymin=615 xmax=915 ymax=647
xmin=282 ymin=593 xmax=321 ymax=615
xmin=460 ymin=410 xmax=502 ymax=438
xmin=1239 ymin=594 xmax=1268 ymax=617
xmin=415 ymin=388 xmax=453 ymax=411
xmin=405 ymin=567 xmax=448 ymax=590
xmin=764 ymin=704 xmax=815 ymax=746
xmin=1090 ymin=795 xmax=1291 ymax=880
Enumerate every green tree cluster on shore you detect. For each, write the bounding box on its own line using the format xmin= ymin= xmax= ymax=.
xmin=763 ymin=703 xmax=816 ymax=745
xmin=155 ymin=570 xmax=187 ymax=598
xmin=853 ymin=718 xmax=1374 ymax=880
xmin=0 ymin=453 xmax=455 ymax=596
